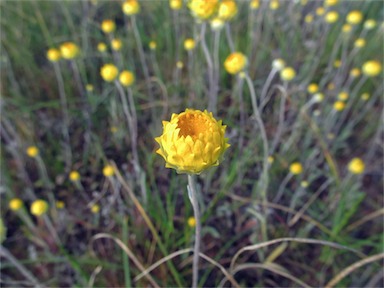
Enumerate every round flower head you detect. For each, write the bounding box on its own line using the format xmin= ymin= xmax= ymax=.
xmin=362 ymin=60 xmax=382 ymax=77
xmin=270 ymin=0 xmax=279 ymax=10
xmin=354 ymin=38 xmax=365 ymax=48
xmin=123 ymin=0 xmax=140 ymax=15
xmin=350 ymin=68 xmax=361 ymax=78
xmin=250 ymin=0 xmax=260 ymax=10
xmin=324 ymin=0 xmax=338 ymax=6
xmin=289 ymin=162 xmax=303 ymax=175
xmin=30 ymin=200 xmax=48 ymax=216
xmin=119 ymin=70 xmax=135 ymax=87
xmin=170 ymin=0 xmax=182 ymax=10
xmin=111 ymin=38 xmax=122 ymax=51
xmin=210 ymin=17 xmax=225 ymax=30
xmin=86 ymin=84 xmax=94 ymax=92
xmin=26 ymin=146 xmax=39 ymax=158
xmin=47 ymin=48 xmax=61 ymax=62
xmin=313 ymin=93 xmax=324 ymax=103
xmin=103 ymin=165 xmax=115 ymax=177
xmin=218 ymin=0 xmax=238 ymax=21
xmin=97 ymin=42 xmax=107 ymax=52
xmin=348 ymin=158 xmax=365 ymax=174
xmin=334 ymin=59 xmax=341 ymax=68
xmin=60 ymin=42 xmax=79 ymax=59
xmin=338 ymin=91 xmax=349 ymax=101
xmin=272 ymin=58 xmax=286 ymax=71
xmin=91 ymin=204 xmax=100 ymax=214
xmin=316 ymin=7 xmax=325 ymax=16
xmin=189 ymin=0 xmax=219 ymax=20
xmin=69 ymin=171 xmax=80 ymax=182
xmin=187 ymin=217 xmax=196 ymax=227
xmin=327 ymin=82 xmax=335 ymax=90
xmin=364 ymin=19 xmax=376 ymax=30
xmin=149 ymin=41 xmax=157 ymax=50
xmin=176 ymin=61 xmax=184 ymax=69
xmin=184 ymin=38 xmax=196 ymax=50
xmin=100 ymin=64 xmax=119 ymax=82
xmin=280 ymin=67 xmax=296 ymax=81
xmin=307 ymin=83 xmax=318 ymax=94
xmin=155 ymin=109 xmax=230 ymax=174
xmin=361 ymin=93 xmax=370 ymax=101
xmin=346 ymin=10 xmax=363 ymax=25
xmin=9 ymin=198 xmax=23 ymax=211
xmin=342 ymin=24 xmax=352 ymax=34
xmin=101 ymin=19 xmax=116 ymax=34
xmin=56 ymin=201 xmax=65 ymax=209
xmin=224 ymin=52 xmax=247 ymax=75
xmin=325 ymin=11 xmax=339 ymax=23
xmin=333 ymin=101 xmax=345 ymax=111
xmin=305 ymin=14 xmax=314 ymax=24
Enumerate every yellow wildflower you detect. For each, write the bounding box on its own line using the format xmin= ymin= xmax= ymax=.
xmin=210 ymin=17 xmax=225 ymax=30
xmin=338 ymin=92 xmax=349 ymax=101
xmin=189 ymin=0 xmax=219 ymax=20
xmin=346 ymin=10 xmax=363 ymax=25
xmin=155 ymin=109 xmax=230 ymax=174
xmin=354 ymin=38 xmax=366 ymax=48
xmin=103 ymin=165 xmax=115 ymax=177
xmin=307 ymin=83 xmax=319 ymax=94
xmin=250 ymin=0 xmax=259 ymax=10
xmin=97 ymin=42 xmax=107 ymax=52
xmin=122 ymin=0 xmax=140 ymax=15
xmin=316 ymin=7 xmax=325 ymax=16
xmin=101 ymin=19 xmax=116 ymax=34
xmin=187 ymin=217 xmax=196 ymax=227
xmin=56 ymin=201 xmax=65 ymax=209
xmin=100 ymin=64 xmax=119 ymax=82
xmin=342 ymin=24 xmax=352 ymax=34
xmin=9 ymin=198 xmax=23 ymax=211
xmin=91 ymin=204 xmax=100 ymax=214
xmin=86 ymin=84 xmax=94 ymax=92
xmin=47 ymin=48 xmax=61 ymax=62
xmin=26 ymin=146 xmax=39 ymax=158
xmin=333 ymin=60 xmax=341 ymax=68
xmin=305 ymin=14 xmax=314 ymax=24
xmin=364 ymin=19 xmax=376 ymax=30
xmin=350 ymin=68 xmax=361 ymax=77
xmin=272 ymin=58 xmax=286 ymax=71
xmin=333 ymin=101 xmax=345 ymax=111
xmin=60 ymin=42 xmax=79 ymax=59
xmin=325 ymin=11 xmax=339 ymax=23
xmin=176 ymin=61 xmax=184 ymax=69
xmin=280 ymin=67 xmax=296 ymax=81
xmin=313 ymin=93 xmax=324 ymax=103
xmin=362 ymin=60 xmax=382 ymax=77
xmin=69 ymin=171 xmax=81 ymax=182
xmin=184 ymin=38 xmax=196 ymax=51
xmin=289 ymin=162 xmax=303 ymax=175
xmin=218 ymin=0 xmax=238 ymax=21
xmin=324 ymin=0 xmax=338 ymax=6
xmin=270 ymin=0 xmax=279 ymax=10
xmin=149 ymin=41 xmax=157 ymax=50
xmin=111 ymin=38 xmax=122 ymax=51
xmin=30 ymin=200 xmax=48 ymax=216
xmin=361 ymin=93 xmax=370 ymax=101
xmin=119 ymin=70 xmax=135 ymax=87
xmin=170 ymin=0 xmax=183 ymax=10
xmin=224 ymin=52 xmax=247 ymax=75
xmin=348 ymin=158 xmax=365 ymax=174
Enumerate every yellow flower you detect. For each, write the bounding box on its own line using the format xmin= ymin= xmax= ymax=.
xmin=313 ymin=93 xmax=324 ymax=102
xmin=364 ymin=19 xmax=376 ymax=30
xmin=338 ymin=91 xmax=349 ymax=101
xmin=9 ymin=198 xmax=23 ymax=211
xmin=354 ymin=38 xmax=365 ymax=48
xmin=101 ymin=19 xmax=116 ymax=33
xmin=348 ymin=158 xmax=365 ymax=174
xmin=361 ymin=93 xmax=370 ymax=101
xmin=100 ymin=64 xmax=119 ymax=82
xmin=119 ymin=70 xmax=135 ymax=87
xmin=170 ymin=0 xmax=183 ymax=10
xmin=184 ymin=38 xmax=196 ymax=50
xmin=97 ymin=42 xmax=107 ymax=52
xmin=218 ymin=0 xmax=238 ymax=21
xmin=30 ymin=200 xmax=49 ymax=216
xmin=342 ymin=24 xmax=352 ymax=34
xmin=149 ymin=41 xmax=157 ymax=50
xmin=301 ymin=181 xmax=309 ymax=188
xmin=350 ymin=68 xmax=361 ymax=77
xmin=155 ymin=109 xmax=230 ymax=174
xmin=324 ymin=0 xmax=338 ymax=6
xmin=187 ymin=216 xmax=196 ymax=227
xmin=270 ymin=0 xmax=279 ymax=10
xmin=69 ymin=171 xmax=81 ymax=182
xmin=346 ymin=10 xmax=363 ymax=25
xmin=300 ymin=0 xmax=308 ymax=5
xmin=250 ymin=0 xmax=259 ymax=10
xmin=280 ymin=67 xmax=296 ymax=81
xmin=210 ymin=17 xmax=225 ymax=30
xmin=122 ymin=0 xmax=140 ymax=15
xmin=316 ymin=7 xmax=325 ymax=16
xmin=47 ymin=48 xmax=61 ymax=62
xmin=189 ymin=0 xmax=219 ymax=20
xmin=110 ymin=126 xmax=118 ymax=133
xmin=362 ymin=60 xmax=382 ymax=77
xmin=334 ymin=60 xmax=341 ymax=68
xmin=224 ymin=52 xmax=247 ymax=75
xmin=60 ymin=42 xmax=79 ymax=59
xmin=86 ymin=84 xmax=94 ymax=92
xmin=305 ymin=14 xmax=314 ymax=24
xmin=103 ymin=165 xmax=115 ymax=177
xmin=325 ymin=11 xmax=339 ymax=23
xmin=111 ymin=38 xmax=122 ymax=51
xmin=307 ymin=83 xmax=319 ymax=94
xmin=289 ymin=162 xmax=303 ymax=175
xmin=91 ymin=204 xmax=100 ymax=214
xmin=56 ymin=201 xmax=65 ymax=209
xmin=333 ymin=101 xmax=345 ymax=111
xmin=268 ymin=156 xmax=274 ymax=164
xmin=26 ymin=146 xmax=39 ymax=158
xmin=272 ymin=58 xmax=286 ymax=71
xmin=327 ymin=82 xmax=335 ymax=90
xmin=176 ymin=61 xmax=184 ymax=69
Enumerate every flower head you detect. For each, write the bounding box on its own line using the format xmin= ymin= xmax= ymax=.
xmin=313 ymin=93 xmax=324 ymax=103
xmin=56 ymin=201 xmax=65 ymax=209
xmin=26 ymin=146 xmax=39 ymax=158
xmin=187 ymin=217 xmax=196 ymax=227
xmin=364 ymin=19 xmax=376 ymax=30
xmin=270 ymin=0 xmax=279 ymax=10
xmin=184 ymin=38 xmax=196 ymax=50
xmin=111 ymin=38 xmax=122 ymax=51
xmin=86 ymin=84 xmax=94 ymax=92
xmin=280 ymin=67 xmax=296 ymax=81
xmin=101 ymin=19 xmax=116 ymax=34
xmin=348 ymin=158 xmax=365 ymax=174
xmin=354 ymin=38 xmax=366 ymax=48
xmin=325 ymin=11 xmax=339 ymax=23
xmin=9 ymin=198 xmax=23 ymax=211
xmin=155 ymin=109 xmax=230 ymax=174
xmin=189 ymin=0 xmax=219 ymax=20
xmin=346 ymin=10 xmax=363 ymax=25
xmin=307 ymin=83 xmax=318 ymax=94
xmin=122 ymin=0 xmax=140 ymax=15
xmin=170 ymin=0 xmax=182 ymax=10
xmin=97 ymin=42 xmax=107 ymax=52
xmin=210 ymin=17 xmax=225 ymax=30
xmin=250 ymin=0 xmax=259 ymax=10
xmin=60 ymin=42 xmax=79 ymax=59
xmin=47 ymin=48 xmax=61 ymax=62
xmin=338 ymin=91 xmax=349 ymax=101
xmin=305 ymin=14 xmax=314 ymax=24
xmin=342 ymin=24 xmax=352 ymax=34
xmin=103 ymin=165 xmax=115 ymax=177
xmin=30 ymin=200 xmax=49 ymax=216
xmin=119 ymin=70 xmax=135 ymax=87
xmin=149 ymin=41 xmax=157 ymax=50
xmin=361 ymin=93 xmax=370 ymax=101
xmin=69 ymin=171 xmax=81 ymax=182
xmin=316 ymin=7 xmax=325 ymax=16
xmin=333 ymin=101 xmax=345 ymax=111
xmin=334 ymin=59 xmax=341 ymax=68
xmin=101 ymin=64 xmax=119 ymax=82
xmin=224 ymin=52 xmax=247 ymax=75
xmin=289 ymin=162 xmax=303 ymax=175
xmin=272 ymin=58 xmax=286 ymax=70
xmin=91 ymin=204 xmax=100 ymax=214
xmin=218 ymin=0 xmax=238 ymax=21
xmin=362 ymin=60 xmax=382 ymax=77
xmin=324 ymin=0 xmax=338 ymax=6
xmin=350 ymin=68 xmax=361 ymax=78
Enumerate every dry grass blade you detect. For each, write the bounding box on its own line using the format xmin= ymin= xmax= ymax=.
xmin=345 ymin=208 xmax=384 ymax=232
xmin=134 ymin=248 xmax=240 ymax=288
xmin=230 ymin=237 xmax=366 ymax=271
xmin=219 ymin=263 xmax=311 ymax=288
xmin=325 ymin=253 xmax=384 ymax=288
xmin=91 ymin=233 xmax=160 ymax=288
xmin=88 ymin=265 xmax=102 ymax=288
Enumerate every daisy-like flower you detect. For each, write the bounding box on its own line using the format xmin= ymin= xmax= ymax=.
xmin=47 ymin=48 xmax=61 ymax=62
xmin=338 ymin=91 xmax=349 ymax=101
xmin=189 ymin=0 xmax=219 ymax=20
xmin=30 ymin=200 xmax=49 ymax=216
xmin=188 ymin=217 xmax=196 ymax=227
xmin=155 ymin=109 xmax=230 ymax=174
xmin=60 ymin=42 xmax=79 ymax=59
xmin=289 ymin=162 xmax=303 ymax=175
xmin=364 ymin=19 xmax=376 ymax=30
xmin=9 ymin=198 xmax=23 ymax=211
xmin=362 ymin=60 xmax=382 ymax=77
xmin=103 ymin=165 xmax=115 ymax=177
xmin=100 ymin=64 xmax=119 ymax=82
xmin=149 ymin=41 xmax=157 ymax=50
xmin=270 ymin=0 xmax=279 ymax=10
xmin=348 ymin=158 xmax=365 ymax=174
xmin=354 ymin=38 xmax=366 ymax=48
xmin=224 ymin=52 xmax=247 ymax=75
xmin=97 ymin=42 xmax=107 ymax=52
xmin=210 ymin=17 xmax=225 ymax=30
xmin=26 ymin=146 xmax=39 ymax=158
xmin=250 ymin=0 xmax=259 ymax=10
xmin=170 ymin=0 xmax=182 ymax=10
xmin=346 ymin=10 xmax=363 ymax=25
xmin=69 ymin=171 xmax=81 ymax=182
xmin=119 ymin=70 xmax=135 ymax=87
xmin=333 ymin=101 xmax=345 ymax=111
xmin=184 ymin=38 xmax=196 ymax=50
xmin=217 ymin=0 xmax=238 ymax=21
xmin=101 ymin=19 xmax=116 ymax=34
xmin=111 ymin=38 xmax=122 ymax=51
xmin=325 ymin=11 xmax=339 ymax=23
xmin=307 ymin=83 xmax=319 ymax=94
xmin=122 ymin=0 xmax=140 ymax=15
xmin=280 ymin=67 xmax=296 ymax=81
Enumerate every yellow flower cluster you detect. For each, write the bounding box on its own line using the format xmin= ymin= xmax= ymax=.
xmin=155 ymin=109 xmax=230 ymax=174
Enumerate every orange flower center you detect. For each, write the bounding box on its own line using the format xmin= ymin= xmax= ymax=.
xmin=177 ymin=113 xmax=209 ymax=139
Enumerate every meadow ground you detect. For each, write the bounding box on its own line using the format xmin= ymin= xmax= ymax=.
xmin=1 ymin=0 xmax=383 ymax=287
